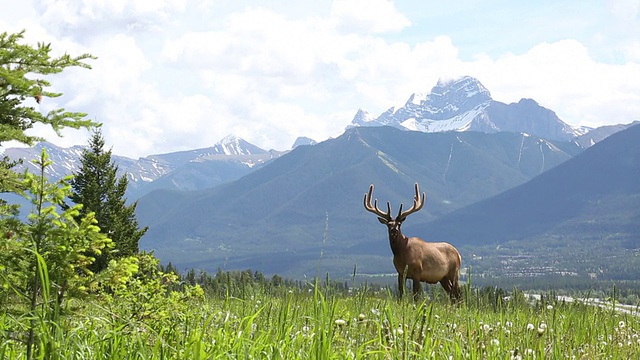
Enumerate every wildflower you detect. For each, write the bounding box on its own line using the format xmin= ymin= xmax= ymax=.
xmin=335 ymin=319 xmax=347 ymax=327
xmin=537 ymin=323 xmax=547 ymax=335
xmin=505 ymin=321 xmax=513 ymax=328
xmin=490 ymin=338 xmax=500 ymax=347
xmin=482 ymin=324 xmax=492 ymax=333
xmin=546 ymin=304 xmax=553 ymax=310
xmin=370 ymin=308 xmax=380 ymax=317
xmin=526 ymin=323 xmax=535 ymax=331
xmin=618 ymin=321 xmax=626 ymax=329
xmin=358 ymin=313 xmax=366 ymax=322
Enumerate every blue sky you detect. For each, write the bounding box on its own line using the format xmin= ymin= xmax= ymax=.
xmin=1 ymin=0 xmax=639 ymax=158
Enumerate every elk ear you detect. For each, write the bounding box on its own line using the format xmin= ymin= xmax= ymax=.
xmin=377 ymin=217 xmax=388 ymax=224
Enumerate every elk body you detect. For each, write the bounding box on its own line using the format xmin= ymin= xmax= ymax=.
xmin=364 ymin=183 xmax=462 ymax=302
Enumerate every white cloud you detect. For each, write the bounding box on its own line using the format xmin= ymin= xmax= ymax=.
xmin=1 ymin=1 xmax=639 ymax=158
xmin=331 ymin=0 xmax=411 ymax=33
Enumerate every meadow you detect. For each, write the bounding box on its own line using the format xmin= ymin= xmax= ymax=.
xmin=2 ymin=272 xmax=639 ymax=360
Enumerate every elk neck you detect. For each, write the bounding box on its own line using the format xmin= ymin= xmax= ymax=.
xmin=388 ymin=227 xmax=408 ymax=257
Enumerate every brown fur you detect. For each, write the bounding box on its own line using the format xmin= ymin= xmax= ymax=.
xmin=365 ymin=183 xmax=462 ymax=302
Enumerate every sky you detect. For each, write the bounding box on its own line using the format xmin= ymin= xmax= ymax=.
xmin=1 ymin=0 xmax=639 ymax=159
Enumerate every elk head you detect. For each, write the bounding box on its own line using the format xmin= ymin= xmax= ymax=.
xmin=364 ymin=182 xmax=425 ymax=242
xmin=364 ymin=183 xmax=462 ymax=302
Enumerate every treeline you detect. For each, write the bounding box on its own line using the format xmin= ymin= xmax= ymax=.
xmin=160 ymin=263 xmax=389 ymax=298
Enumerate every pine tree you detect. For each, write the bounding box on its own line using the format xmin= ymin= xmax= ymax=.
xmin=70 ymin=129 xmax=148 ymax=272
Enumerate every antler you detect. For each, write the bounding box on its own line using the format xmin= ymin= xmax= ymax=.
xmin=397 ymin=182 xmax=425 ymax=221
xmin=363 ymin=184 xmax=392 ymax=221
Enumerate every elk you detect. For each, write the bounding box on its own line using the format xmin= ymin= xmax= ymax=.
xmin=364 ymin=183 xmax=462 ymax=302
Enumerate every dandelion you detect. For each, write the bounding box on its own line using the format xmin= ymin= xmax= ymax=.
xmin=370 ymin=308 xmax=380 ymax=317
xmin=510 ymin=350 xmax=522 ymax=360
xmin=490 ymin=338 xmax=500 ymax=347
xmin=526 ymin=323 xmax=535 ymax=331
xmin=547 ymin=304 xmax=553 ymax=310
xmin=358 ymin=313 xmax=366 ymax=322
xmin=537 ymin=324 xmax=547 ymax=336
xmin=619 ymin=321 xmax=626 ymax=329
xmin=482 ymin=324 xmax=492 ymax=333
xmin=505 ymin=321 xmax=513 ymax=328
xmin=335 ymin=319 xmax=347 ymax=327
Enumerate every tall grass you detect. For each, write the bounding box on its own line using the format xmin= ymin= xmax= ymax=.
xmin=2 ymin=278 xmax=640 ymax=359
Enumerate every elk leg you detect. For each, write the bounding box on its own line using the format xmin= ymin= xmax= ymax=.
xmin=451 ymin=280 xmax=462 ymax=303
xmin=441 ymin=279 xmax=461 ymax=303
xmin=397 ymin=274 xmax=404 ymax=299
xmin=412 ymin=279 xmax=422 ymax=301
xmin=440 ymin=279 xmax=453 ymax=299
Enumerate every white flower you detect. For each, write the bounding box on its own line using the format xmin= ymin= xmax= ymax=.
xmin=358 ymin=313 xmax=366 ymax=322
xmin=619 ymin=321 xmax=626 ymax=329
xmin=547 ymin=304 xmax=553 ymax=310
xmin=526 ymin=323 xmax=535 ymax=331
xmin=334 ymin=319 xmax=347 ymax=327
xmin=490 ymin=339 xmax=500 ymax=346
xmin=482 ymin=324 xmax=492 ymax=333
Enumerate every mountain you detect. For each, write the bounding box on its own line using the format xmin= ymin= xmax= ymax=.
xmin=413 ymin=123 xmax=640 ymax=247
xmin=292 ymin=136 xmax=318 ymax=148
xmin=136 ymin=126 xmax=583 ymax=277
xmin=349 ymin=76 xmax=581 ymax=142
xmin=573 ymin=121 xmax=640 ymax=148
xmin=3 ymin=135 xmax=287 ymax=199
xmin=3 ymin=142 xmax=136 ymax=180
xmin=127 ymin=135 xmax=287 ymax=197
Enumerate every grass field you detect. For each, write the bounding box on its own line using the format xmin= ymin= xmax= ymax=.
xmin=2 ymin=279 xmax=639 ymax=359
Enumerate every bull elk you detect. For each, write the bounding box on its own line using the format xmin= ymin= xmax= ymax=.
xmin=364 ymin=183 xmax=462 ymax=302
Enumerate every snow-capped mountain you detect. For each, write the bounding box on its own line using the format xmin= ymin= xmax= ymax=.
xmin=348 ymin=76 xmax=581 ymax=141
xmin=3 ymin=134 xmax=290 ymax=198
xmin=3 ymin=142 xmax=136 ymax=180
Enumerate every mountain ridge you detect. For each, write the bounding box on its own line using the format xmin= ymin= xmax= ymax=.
xmin=349 ymin=76 xmax=582 ymax=141
xmin=412 ymin=123 xmax=640 ymax=247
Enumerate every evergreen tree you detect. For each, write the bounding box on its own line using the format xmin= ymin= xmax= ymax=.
xmin=1 ymin=29 xmax=96 ymax=199
xmin=0 ymin=30 xmax=96 ymax=147
xmin=70 ymin=129 xmax=148 ymax=271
